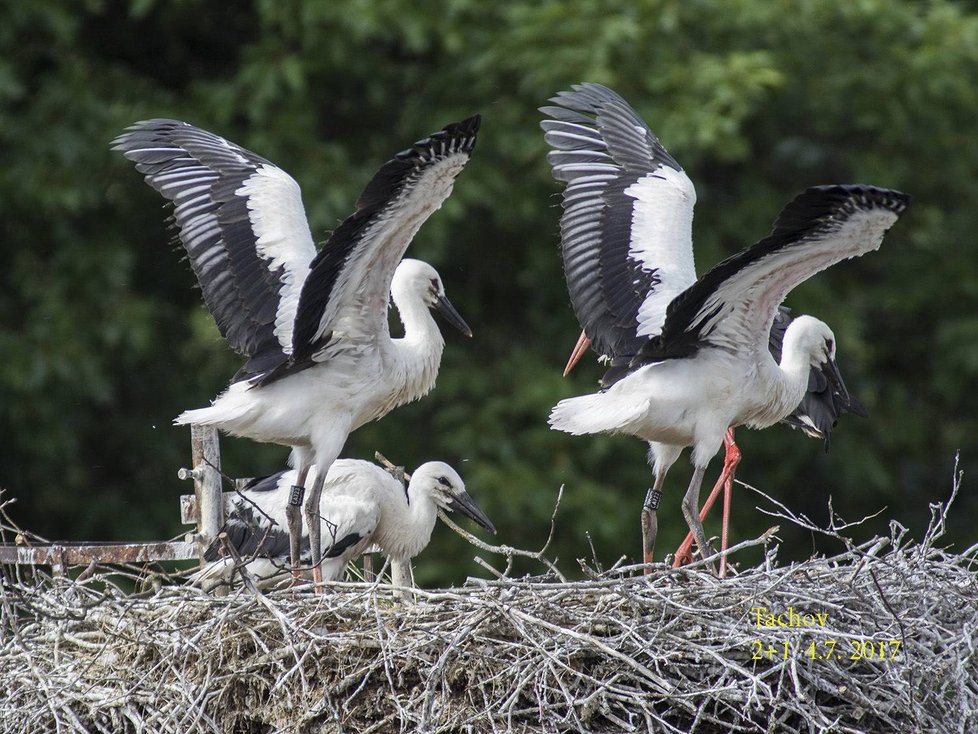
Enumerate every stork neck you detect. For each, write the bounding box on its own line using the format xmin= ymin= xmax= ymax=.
xmin=373 ymin=481 xmax=439 ymax=561
xmin=390 ymin=292 xmax=445 ymax=399
xmin=774 ymin=344 xmax=813 ymax=417
xmin=394 ymin=291 xmax=443 ymax=345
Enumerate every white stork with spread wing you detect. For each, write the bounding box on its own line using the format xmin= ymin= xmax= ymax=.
xmin=115 ymin=116 xmax=479 ymax=582
xmin=541 ymin=83 xmax=908 ymax=572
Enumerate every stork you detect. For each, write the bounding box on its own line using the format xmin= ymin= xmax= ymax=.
xmin=193 ymin=458 xmax=495 ymax=591
xmin=114 ymin=115 xmax=480 ymax=584
xmin=541 ymin=83 xmax=909 ymax=571
xmin=567 ymin=303 xmax=868 ymax=573
xmin=670 ymin=304 xmax=867 ymax=569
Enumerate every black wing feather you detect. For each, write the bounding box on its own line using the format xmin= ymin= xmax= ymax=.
xmin=634 ymin=185 xmax=911 ymax=366
xmin=113 ymin=120 xmax=298 ymax=379
xmin=260 ymin=115 xmax=481 ymax=386
xmin=770 ymin=306 xmax=868 ymax=449
xmin=541 ymin=83 xmax=692 ymax=360
xmin=323 ymin=532 xmax=364 ymax=559
xmin=204 ymin=471 xmax=304 ymax=562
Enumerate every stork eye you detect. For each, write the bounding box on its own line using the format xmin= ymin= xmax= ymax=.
xmin=437 ymin=475 xmax=451 ymax=487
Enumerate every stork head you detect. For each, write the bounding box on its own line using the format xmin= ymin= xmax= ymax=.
xmin=783 ymin=315 xmax=850 ymax=403
xmin=392 ymin=259 xmax=473 ymax=337
xmin=783 ymin=315 xmax=835 ymax=365
xmin=410 ymin=461 xmax=496 ymax=534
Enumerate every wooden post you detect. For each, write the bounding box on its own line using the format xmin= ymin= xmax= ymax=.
xmin=190 ymin=425 xmax=223 ymax=565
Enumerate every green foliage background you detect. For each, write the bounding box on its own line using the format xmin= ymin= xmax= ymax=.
xmin=1 ymin=0 xmax=976 ymax=584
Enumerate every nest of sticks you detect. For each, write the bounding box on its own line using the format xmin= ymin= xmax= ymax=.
xmin=1 ymin=466 xmax=976 ymax=734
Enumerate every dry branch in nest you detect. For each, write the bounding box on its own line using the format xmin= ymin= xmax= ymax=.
xmin=1 ymin=464 xmax=976 ymax=733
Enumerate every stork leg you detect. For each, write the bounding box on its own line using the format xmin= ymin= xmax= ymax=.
xmin=286 ymin=464 xmax=311 ymax=584
xmin=640 ymin=475 xmax=666 ymax=573
xmin=679 ymin=465 xmax=716 ymax=572
xmin=718 ymin=431 xmax=741 ymax=578
xmin=641 ymin=442 xmax=681 ymax=573
xmin=674 ymin=428 xmax=740 ymax=576
xmin=391 ymin=558 xmax=415 ymax=603
xmin=304 ymin=470 xmax=326 ymax=591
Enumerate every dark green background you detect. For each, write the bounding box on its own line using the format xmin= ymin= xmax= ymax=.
xmin=2 ymin=0 xmax=976 ymax=584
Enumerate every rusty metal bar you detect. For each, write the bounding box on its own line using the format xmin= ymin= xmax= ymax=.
xmin=0 ymin=428 xmax=226 ymax=572
xmin=0 ymin=541 xmax=197 ymax=566
xmin=190 ymin=425 xmax=223 ymax=563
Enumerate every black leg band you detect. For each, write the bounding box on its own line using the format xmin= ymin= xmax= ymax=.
xmin=288 ymin=485 xmax=305 ymax=507
xmin=644 ymin=487 xmax=662 ymax=511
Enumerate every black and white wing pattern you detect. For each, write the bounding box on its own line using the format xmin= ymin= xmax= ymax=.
xmin=635 ymin=185 xmax=911 ymax=365
xmin=202 ymin=462 xmax=380 ymax=570
xmin=113 ymin=120 xmax=317 ymax=380
xmin=115 ymin=116 xmax=480 ymax=385
xmin=770 ymin=306 xmax=868 ymax=448
xmin=205 ymin=470 xmax=298 ymax=565
xmin=541 ymin=83 xmax=697 ymax=360
xmin=273 ymin=116 xmax=481 ymax=384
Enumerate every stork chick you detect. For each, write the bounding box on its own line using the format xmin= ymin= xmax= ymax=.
xmin=194 ymin=459 xmax=495 ymax=591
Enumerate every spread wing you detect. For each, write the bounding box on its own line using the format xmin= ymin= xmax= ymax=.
xmin=262 ymin=116 xmax=481 ymax=385
xmin=634 ymin=185 xmax=911 ymax=366
xmin=113 ymin=120 xmax=316 ymax=380
xmin=541 ymin=82 xmax=697 ymax=359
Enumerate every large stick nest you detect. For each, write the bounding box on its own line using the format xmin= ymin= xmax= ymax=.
xmin=2 ymin=474 xmax=976 ymax=733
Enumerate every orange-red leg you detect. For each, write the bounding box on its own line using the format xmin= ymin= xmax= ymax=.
xmin=673 ymin=428 xmax=741 ymax=576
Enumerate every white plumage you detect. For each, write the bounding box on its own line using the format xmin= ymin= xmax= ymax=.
xmin=542 ymin=83 xmax=910 ymax=568
xmin=175 ymin=258 xmax=468 ymax=446
xmin=193 ymin=459 xmax=495 ymax=591
xmin=114 ymin=117 xmax=479 ymax=580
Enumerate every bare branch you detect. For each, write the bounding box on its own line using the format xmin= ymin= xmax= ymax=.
xmin=1 ymin=461 xmax=975 ymax=733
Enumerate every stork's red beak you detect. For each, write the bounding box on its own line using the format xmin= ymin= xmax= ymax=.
xmin=562 ymin=330 xmax=592 ymax=377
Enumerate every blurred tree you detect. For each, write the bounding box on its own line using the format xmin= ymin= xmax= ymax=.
xmin=1 ymin=0 xmax=975 ymax=583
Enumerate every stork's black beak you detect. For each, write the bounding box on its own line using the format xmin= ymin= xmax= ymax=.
xmin=829 ymin=357 xmax=868 ymax=418
xmin=446 ymin=491 xmax=496 ymax=534
xmin=825 ymin=357 xmax=853 ymax=409
xmin=433 ymin=294 xmax=473 ymax=337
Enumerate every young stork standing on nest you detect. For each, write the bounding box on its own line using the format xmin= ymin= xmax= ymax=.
xmin=541 ymin=83 xmax=909 ymax=572
xmin=193 ymin=459 xmax=495 ymax=591
xmin=670 ymin=305 xmax=868 ymax=570
xmin=114 ymin=115 xmax=480 ymax=585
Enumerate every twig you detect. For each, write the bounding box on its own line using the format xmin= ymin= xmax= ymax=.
xmin=1 ymin=459 xmax=975 ymax=733
xmin=436 ymin=510 xmax=566 ymax=582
